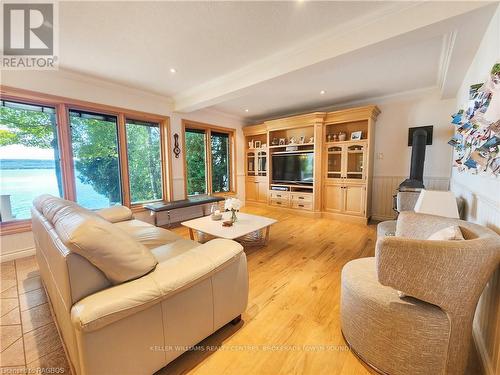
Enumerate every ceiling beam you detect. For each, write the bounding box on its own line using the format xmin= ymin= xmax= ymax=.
xmin=173 ymin=1 xmax=491 ymax=112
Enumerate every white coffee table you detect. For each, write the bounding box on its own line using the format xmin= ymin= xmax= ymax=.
xmin=181 ymin=212 xmax=277 ymax=246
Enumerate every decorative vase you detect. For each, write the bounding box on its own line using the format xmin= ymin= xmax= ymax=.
xmin=339 ymin=132 xmax=347 ymax=141
xmin=231 ymin=210 xmax=238 ymax=223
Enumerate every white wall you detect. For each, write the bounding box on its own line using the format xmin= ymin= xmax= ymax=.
xmin=0 ymin=69 xmax=246 ymax=261
xmin=449 ymin=6 xmax=500 ymax=375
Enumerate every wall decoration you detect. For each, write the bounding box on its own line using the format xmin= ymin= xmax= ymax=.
xmin=173 ymin=133 xmax=181 ymax=158
xmin=449 ymin=62 xmax=500 ymax=176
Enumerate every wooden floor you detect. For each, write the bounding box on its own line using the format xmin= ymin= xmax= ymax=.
xmin=1 ymin=205 xmax=483 ymax=374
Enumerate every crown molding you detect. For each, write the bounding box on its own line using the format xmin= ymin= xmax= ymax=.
xmin=56 ymin=68 xmax=175 ymax=105
xmin=437 ymin=31 xmax=457 ymax=95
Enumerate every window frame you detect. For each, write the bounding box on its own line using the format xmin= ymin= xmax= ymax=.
xmin=0 ymin=85 xmax=172 ymax=234
xmin=181 ymin=119 xmax=237 ymax=198
xmin=124 ymin=117 xmax=168 ymax=207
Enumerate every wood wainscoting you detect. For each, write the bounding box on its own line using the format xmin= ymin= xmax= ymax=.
xmin=370 ymin=176 xmax=450 ymax=221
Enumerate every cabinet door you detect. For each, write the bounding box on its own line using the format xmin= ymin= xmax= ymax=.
xmin=257 ymin=151 xmax=267 ymax=176
xmin=326 ymin=145 xmax=344 ymax=180
xmin=323 ymin=184 xmax=344 ymax=212
xmin=345 ymin=142 xmax=367 ymax=181
xmin=257 ymin=182 xmax=268 ymax=203
xmin=246 ymin=181 xmax=257 ymax=201
xmin=344 ymin=185 xmax=365 ymax=216
xmin=247 ymin=152 xmax=256 ymax=176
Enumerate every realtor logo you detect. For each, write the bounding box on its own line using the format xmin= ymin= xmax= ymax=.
xmin=2 ymin=2 xmax=58 ymax=69
xmin=4 ymin=3 xmax=53 ymax=55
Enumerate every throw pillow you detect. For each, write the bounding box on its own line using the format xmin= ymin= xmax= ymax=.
xmin=427 ymin=226 xmax=464 ymax=241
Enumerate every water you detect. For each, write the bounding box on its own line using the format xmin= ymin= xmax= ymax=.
xmin=0 ymin=159 xmax=110 ymax=220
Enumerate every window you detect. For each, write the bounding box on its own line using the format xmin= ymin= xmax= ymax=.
xmin=0 ymin=87 xmax=172 ymax=235
xmin=211 ymin=132 xmax=230 ymax=193
xmin=0 ymin=100 xmax=62 ymax=222
xmin=185 ymin=128 xmax=207 ymax=195
xmin=183 ymin=121 xmax=235 ymax=197
xmin=69 ymin=110 xmax=122 ymax=209
xmin=125 ymin=119 xmax=162 ymax=203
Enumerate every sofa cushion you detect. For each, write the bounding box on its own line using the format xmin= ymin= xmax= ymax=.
xmin=54 ymin=209 xmax=157 ymax=284
xmin=113 ymin=219 xmax=183 ymax=249
xmin=150 ymin=239 xmax=199 ymax=263
xmin=96 ymin=205 xmax=133 ymax=223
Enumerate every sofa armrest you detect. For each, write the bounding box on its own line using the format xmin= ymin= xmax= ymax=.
xmin=71 ymin=238 xmax=245 ymax=332
xmin=96 ymin=205 xmax=133 ymax=223
xmin=375 ymin=236 xmax=499 ymax=312
xmin=71 ymin=275 xmax=161 ymax=332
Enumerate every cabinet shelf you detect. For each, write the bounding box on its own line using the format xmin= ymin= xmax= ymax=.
xmin=325 ymin=140 xmax=367 ymax=146
xmin=268 ymin=143 xmax=315 ymax=149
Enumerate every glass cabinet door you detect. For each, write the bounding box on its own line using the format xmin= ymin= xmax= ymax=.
xmin=247 ymin=152 xmax=255 ymax=175
xmin=257 ymin=150 xmax=267 ymax=176
xmin=327 ymin=146 xmax=343 ymax=179
xmin=346 ymin=143 xmax=365 ymax=180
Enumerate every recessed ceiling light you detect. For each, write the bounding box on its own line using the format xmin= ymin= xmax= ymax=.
xmin=245 ymin=109 xmax=249 ymax=113
xmin=320 ymin=90 xmax=326 ymax=95
xmin=169 ymin=68 xmax=177 ymax=73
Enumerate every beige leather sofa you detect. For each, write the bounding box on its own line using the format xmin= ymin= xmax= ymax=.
xmin=31 ymin=195 xmax=248 ymax=375
xmin=341 ymin=211 xmax=500 ymax=375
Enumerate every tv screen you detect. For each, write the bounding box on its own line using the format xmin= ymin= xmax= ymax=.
xmin=272 ymin=152 xmax=314 ymax=184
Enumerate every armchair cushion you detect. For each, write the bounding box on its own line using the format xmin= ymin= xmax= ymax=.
xmin=96 ymin=205 xmax=133 ymax=223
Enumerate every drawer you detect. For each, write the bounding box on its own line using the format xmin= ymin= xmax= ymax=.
xmin=290 ymin=193 xmax=313 ymax=202
xmin=291 ymin=201 xmax=313 ymax=210
xmin=270 ymin=197 xmax=290 ymax=207
xmin=269 ymin=191 xmax=290 ymax=199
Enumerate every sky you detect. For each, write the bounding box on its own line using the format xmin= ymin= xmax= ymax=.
xmin=0 ymin=145 xmax=54 ymax=159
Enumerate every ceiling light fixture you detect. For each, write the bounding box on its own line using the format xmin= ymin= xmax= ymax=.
xmin=245 ymin=109 xmax=249 ymax=113
xmin=320 ymin=90 xmax=326 ymax=95
xmin=169 ymin=68 xmax=177 ymax=73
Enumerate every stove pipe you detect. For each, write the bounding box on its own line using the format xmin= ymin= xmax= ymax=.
xmin=399 ymin=128 xmax=427 ymax=190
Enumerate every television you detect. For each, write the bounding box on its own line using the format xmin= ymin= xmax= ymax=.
xmin=272 ymin=152 xmax=314 ymax=185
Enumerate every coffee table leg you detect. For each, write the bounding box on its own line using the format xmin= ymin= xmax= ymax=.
xmin=189 ymin=228 xmax=195 ymax=241
xmin=264 ymin=226 xmax=271 ymax=245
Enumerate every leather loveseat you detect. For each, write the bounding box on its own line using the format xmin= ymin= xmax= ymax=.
xmin=31 ymin=195 xmax=248 ymax=375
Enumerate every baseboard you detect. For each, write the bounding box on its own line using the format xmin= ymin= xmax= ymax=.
xmin=0 ymin=247 xmax=35 ymax=262
xmin=370 ymin=214 xmax=396 ymax=222
xmin=473 ymin=321 xmax=495 ymax=375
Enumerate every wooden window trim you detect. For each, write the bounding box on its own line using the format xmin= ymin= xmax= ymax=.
xmin=0 ymin=85 xmax=172 ymax=235
xmin=125 ymin=117 xmax=173 ymax=208
xmin=181 ymin=119 xmax=237 ymax=198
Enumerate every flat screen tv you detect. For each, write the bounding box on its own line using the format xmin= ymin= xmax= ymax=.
xmin=272 ymin=152 xmax=314 ymax=185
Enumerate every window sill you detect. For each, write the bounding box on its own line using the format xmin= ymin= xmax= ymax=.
xmin=212 ymin=192 xmax=237 ymax=198
xmin=0 ymin=220 xmax=32 ymax=236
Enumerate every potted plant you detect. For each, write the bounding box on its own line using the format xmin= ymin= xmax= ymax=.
xmin=224 ymin=197 xmax=242 ymax=223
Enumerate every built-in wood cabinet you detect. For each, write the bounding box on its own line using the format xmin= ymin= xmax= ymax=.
xmin=243 ymin=105 xmax=379 ymax=223
xmin=246 ymin=176 xmax=268 ymax=203
xmin=323 ymin=184 xmax=365 ymax=216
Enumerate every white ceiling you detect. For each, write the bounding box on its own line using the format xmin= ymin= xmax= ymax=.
xmin=53 ymin=1 xmax=497 ymax=121
xmin=59 ymin=1 xmax=386 ymax=96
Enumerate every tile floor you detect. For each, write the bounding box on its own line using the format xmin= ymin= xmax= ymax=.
xmin=1 ymin=256 xmax=70 ymax=373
